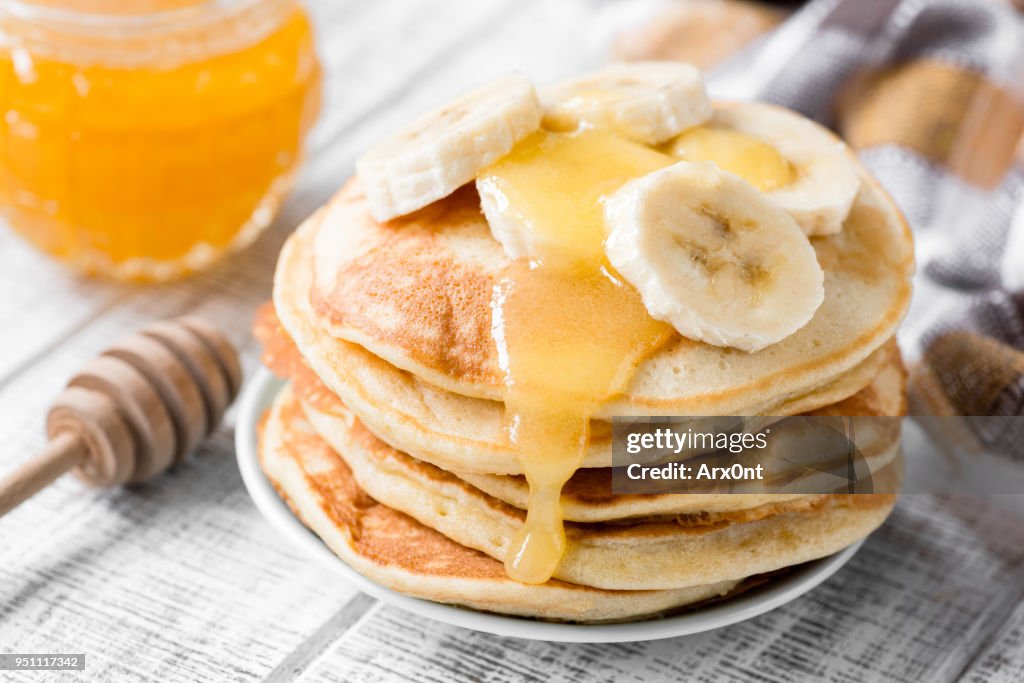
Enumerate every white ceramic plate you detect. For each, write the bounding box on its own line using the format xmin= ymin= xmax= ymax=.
xmin=236 ymin=368 xmax=863 ymax=643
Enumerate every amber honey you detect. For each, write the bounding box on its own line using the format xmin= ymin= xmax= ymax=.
xmin=0 ymin=0 xmax=321 ymax=280
xmin=482 ymin=121 xmax=796 ymax=584
xmin=483 ymin=129 xmax=675 ymax=583
xmin=479 ymin=129 xmax=673 ymax=267
xmin=492 ymin=262 xmax=670 ymax=583
xmin=668 ymin=125 xmax=794 ymax=191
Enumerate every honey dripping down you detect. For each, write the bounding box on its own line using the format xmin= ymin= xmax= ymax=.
xmin=483 ymin=129 xmax=674 ymax=584
xmin=481 ymin=122 xmax=797 ymax=583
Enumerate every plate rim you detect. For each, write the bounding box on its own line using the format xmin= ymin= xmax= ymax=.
xmin=235 ymin=367 xmax=863 ymax=643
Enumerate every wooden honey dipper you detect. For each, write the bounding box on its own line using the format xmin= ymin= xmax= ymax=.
xmin=0 ymin=317 xmax=242 ymax=517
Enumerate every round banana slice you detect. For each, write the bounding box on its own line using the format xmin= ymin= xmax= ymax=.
xmin=356 ymin=73 xmax=542 ymax=222
xmin=540 ymin=61 xmax=712 ymax=144
xmin=669 ymin=103 xmax=861 ymax=236
xmin=605 ymin=161 xmax=825 ymax=352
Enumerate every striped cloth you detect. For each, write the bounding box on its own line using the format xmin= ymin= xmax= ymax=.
xmin=614 ymin=0 xmax=1024 ymax=449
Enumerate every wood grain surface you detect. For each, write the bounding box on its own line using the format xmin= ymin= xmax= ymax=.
xmin=1 ymin=1 xmax=1023 ymax=681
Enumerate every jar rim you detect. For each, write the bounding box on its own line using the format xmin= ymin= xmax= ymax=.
xmin=0 ymin=0 xmax=270 ymax=30
xmin=0 ymin=0 xmax=298 ymax=65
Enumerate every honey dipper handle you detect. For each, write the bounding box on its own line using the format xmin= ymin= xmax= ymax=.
xmin=0 ymin=432 xmax=86 ymax=517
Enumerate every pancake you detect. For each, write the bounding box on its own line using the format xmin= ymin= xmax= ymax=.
xmin=288 ymin=118 xmax=912 ymax=415
xmin=457 ymin=352 xmax=907 ymax=521
xmin=299 ymin=341 xmax=904 ymax=523
xmin=265 ymin=248 xmax=901 ymax=474
xmin=258 ymin=300 xmax=905 ymax=502
xmin=261 ymin=385 xmax=759 ymax=623
xmin=293 ymin=384 xmax=895 ymax=591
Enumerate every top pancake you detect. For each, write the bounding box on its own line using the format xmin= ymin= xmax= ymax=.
xmin=280 ymin=108 xmax=913 ymax=416
xmin=257 ymin=299 xmax=899 ymax=474
xmin=278 ymin=100 xmax=913 ymax=417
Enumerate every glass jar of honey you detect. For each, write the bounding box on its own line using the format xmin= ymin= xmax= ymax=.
xmin=0 ymin=0 xmax=321 ymax=280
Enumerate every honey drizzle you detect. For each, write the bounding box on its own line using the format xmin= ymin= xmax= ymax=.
xmin=484 ymin=129 xmax=672 ymax=584
xmin=481 ymin=118 xmax=798 ymax=583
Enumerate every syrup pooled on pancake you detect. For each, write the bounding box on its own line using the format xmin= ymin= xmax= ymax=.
xmin=668 ymin=126 xmax=794 ymax=191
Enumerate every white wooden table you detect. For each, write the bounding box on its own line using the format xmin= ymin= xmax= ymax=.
xmin=2 ymin=1 xmax=1024 ymax=680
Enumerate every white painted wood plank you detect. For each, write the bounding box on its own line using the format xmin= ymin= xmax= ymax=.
xmin=0 ymin=428 xmax=359 ymax=683
xmin=297 ymin=495 xmax=1024 ymax=683
xmin=955 ymin=551 xmax=1024 ymax=683
xmin=0 ymin=232 xmax=127 ymax=386
xmin=303 ymin=0 xmax=518 ymax=161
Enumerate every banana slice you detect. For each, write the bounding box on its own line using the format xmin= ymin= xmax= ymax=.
xmin=605 ymin=161 xmax=825 ymax=352
xmin=669 ymin=103 xmax=861 ymax=236
xmin=356 ymin=73 xmax=542 ymax=222
xmin=540 ymin=61 xmax=712 ymax=144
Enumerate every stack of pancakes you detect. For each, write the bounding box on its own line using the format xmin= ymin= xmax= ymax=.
xmin=255 ymin=159 xmax=913 ymax=622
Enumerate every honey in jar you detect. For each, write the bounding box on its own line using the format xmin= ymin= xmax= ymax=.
xmin=0 ymin=0 xmax=321 ymax=280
